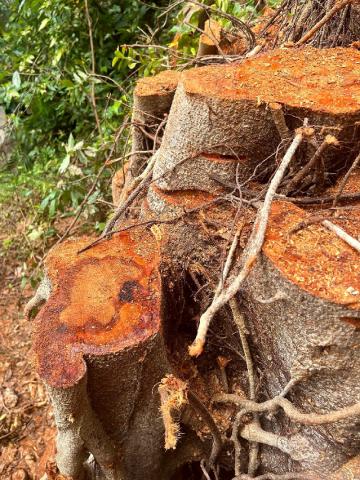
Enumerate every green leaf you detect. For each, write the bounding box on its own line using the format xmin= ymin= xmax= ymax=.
xmin=39 ymin=18 xmax=50 ymax=31
xmin=59 ymin=154 xmax=70 ymax=173
xmin=12 ymin=71 xmax=21 ymax=89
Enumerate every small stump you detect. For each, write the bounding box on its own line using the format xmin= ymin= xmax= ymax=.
xmin=33 ymin=229 xmax=171 ymax=480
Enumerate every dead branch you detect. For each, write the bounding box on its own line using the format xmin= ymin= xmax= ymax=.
xmin=277 ymin=191 xmax=360 ymax=205
xmin=332 ymin=152 xmax=360 ymax=207
xmin=284 ymin=135 xmax=338 ymax=194
xmin=295 ymin=0 xmax=353 ymax=46
xmin=189 ymin=122 xmax=311 ymax=357
xmin=213 ymin=394 xmax=360 ymax=425
xmin=215 ymin=230 xmax=241 ymax=297
xmin=322 ymin=220 xmax=360 ymax=253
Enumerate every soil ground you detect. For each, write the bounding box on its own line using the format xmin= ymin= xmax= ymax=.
xmin=0 ymin=206 xmax=67 ymax=480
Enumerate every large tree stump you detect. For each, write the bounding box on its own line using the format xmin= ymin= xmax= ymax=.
xmin=130 ymin=70 xmax=179 ymax=176
xmin=242 ymin=201 xmax=360 ymax=474
xmin=153 ymin=47 xmax=360 ymax=191
xmin=32 ymin=44 xmax=360 ymax=480
xmin=32 ymin=229 xmax=174 ymax=480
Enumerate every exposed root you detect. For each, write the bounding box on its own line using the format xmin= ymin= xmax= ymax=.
xmin=229 ymin=298 xmax=259 ymax=476
xmin=240 ymin=421 xmax=310 ymax=462
xmin=189 ymin=122 xmax=311 ymax=357
xmin=187 ymin=391 xmax=223 ymax=469
xmin=213 ymin=394 xmax=360 ymax=425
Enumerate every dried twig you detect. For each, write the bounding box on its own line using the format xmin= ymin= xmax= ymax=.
xmin=78 ymin=195 xmax=227 ymax=254
xmin=322 ymin=220 xmax=360 ymax=253
xmin=215 ymin=231 xmax=240 ymax=297
xmin=54 ymin=123 xmax=126 ymax=246
xmin=277 ymin=191 xmax=360 ymax=205
xmin=332 ymin=152 xmax=360 ymax=207
xmin=189 ymin=122 xmax=311 ymax=357
xmin=284 ymin=135 xmax=338 ymax=194
xmin=295 ymin=0 xmax=353 ymax=46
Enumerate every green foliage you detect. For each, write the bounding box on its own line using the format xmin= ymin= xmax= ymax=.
xmin=0 ymin=0 xmax=279 ymax=287
xmin=0 ymin=0 xmax=167 ymax=223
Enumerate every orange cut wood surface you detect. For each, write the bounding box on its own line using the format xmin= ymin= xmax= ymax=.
xmin=263 ymin=201 xmax=360 ymax=309
xmin=183 ymin=47 xmax=360 ymax=115
xmin=328 ymin=167 xmax=360 ymax=196
xmin=33 ymin=229 xmax=160 ymax=388
xmin=151 ymin=184 xmax=216 ymax=208
xmin=134 ymin=70 xmax=180 ymax=97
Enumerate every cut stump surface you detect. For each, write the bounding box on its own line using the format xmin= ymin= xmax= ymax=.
xmin=264 ymin=201 xmax=360 ymax=309
xmin=153 ymin=47 xmax=360 ymax=191
xmin=183 ymin=47 xmax=360 ymax=115
xmin=33 ymin=229 xmax=160 ymax=389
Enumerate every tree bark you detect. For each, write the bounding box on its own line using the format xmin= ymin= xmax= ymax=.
xmin=31 ymin=45 xmax=360 ymax=479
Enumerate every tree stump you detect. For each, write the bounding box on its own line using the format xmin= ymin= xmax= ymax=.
xmin=130 ymin=70 xmax=179 ymax=176
xmin=32 ymin=45 xmax=360 ymax=479
xmin=242 ymin=201 xmax=360 ymax=474
xmin=32 ymin=229 xmax=173 ymax=480
xmin=153 ymin=47 xmax=360 ymax=190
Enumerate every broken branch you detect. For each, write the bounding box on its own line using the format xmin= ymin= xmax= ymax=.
xmin=332 ymin=152 xmax=360 ymax=207
xmin=189 ymin=122 xmax=310 ymax=357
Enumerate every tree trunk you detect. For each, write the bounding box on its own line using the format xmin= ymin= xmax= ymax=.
xmin=30 ymin=45 xmax=360 ymax=479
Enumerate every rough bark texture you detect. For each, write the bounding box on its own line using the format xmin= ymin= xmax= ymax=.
xmin=32 ymin=230 xmax=177 ymax=480
xmin=32 ymin=44 xmax=360 ymax=480
xmin=242 ymin=201 xmax=360 ymax=475
xmin=153 ymin=48 xmax=360 ymax=191
xmin=130 ymin=70 xmax=179 ymax=177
